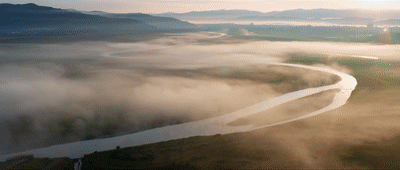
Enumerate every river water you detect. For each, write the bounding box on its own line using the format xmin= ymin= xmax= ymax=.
xmin=0 ymin=59 xmax=357 ymax=161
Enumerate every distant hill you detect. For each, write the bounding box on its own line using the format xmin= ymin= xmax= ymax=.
xmin=264 ymin=9 xmax=358 ymax=19
xmin=264 ymin=9 xmax=400 ymax=21
xmin=0 ymin=3 xmax=188 ymax=38
xmin=156 ymin=9 xmax=264 ymax=20
xmin=156 ymin=8 xmax=400 ymax=25
xmin=323 ymin=17 xmax=375 ymax=25
xmin=83 ymin=11 xmax=196 ymax=29
xmin=374 ymin=19 xmax=400 ymax=25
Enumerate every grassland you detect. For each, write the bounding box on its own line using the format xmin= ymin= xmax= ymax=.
xmin=200 ymin=24 xmax=400 ymax=45
xmin=3 ymin=53 xmax=398 ymax=169
xmin=0 ymin=32 xmax=171 ymax=44
xmin=228 ymin=89 xmax=339 ymax=127
xmin=1 ymin=36 xmax=399 ymax=169
xmin=75 ymin=54 xmax=400 ymax=169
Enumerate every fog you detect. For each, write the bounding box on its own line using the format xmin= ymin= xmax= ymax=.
xmin=1 ymin=32 xmax=392 ymax=155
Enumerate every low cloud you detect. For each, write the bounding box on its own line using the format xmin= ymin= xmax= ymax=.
xmin=0 ymin=33 xmax=344 ymax=155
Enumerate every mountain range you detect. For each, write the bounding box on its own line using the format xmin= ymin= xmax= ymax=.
xmin=83 ymin=11 xmax=195 ymax=29
xmin=2 ymin=3 xmax=400 ymax=39
xmin=156 ymin=9 xmax=400 ymax=25
xmin=0 ymin=3 xmax=195 ymax=37
xmin=156 ymin=10 xmax=264 ymax=20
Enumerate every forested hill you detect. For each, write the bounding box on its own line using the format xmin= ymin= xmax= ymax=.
xmin=0 ymin=3 xmax=195 ymax=39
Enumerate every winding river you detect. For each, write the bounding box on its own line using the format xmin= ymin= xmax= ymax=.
xmin=0 ymin=33 xmax=358 ymax=161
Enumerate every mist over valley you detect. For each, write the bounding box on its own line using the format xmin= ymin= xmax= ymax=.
xmin=1 ymin=2 xmax=400 ymax=169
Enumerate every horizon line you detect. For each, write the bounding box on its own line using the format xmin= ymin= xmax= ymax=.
xmin=2 ymin=2 xmax=400 ymax=15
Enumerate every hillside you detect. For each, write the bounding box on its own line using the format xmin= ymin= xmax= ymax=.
xmin=84 ymin=11 xmax=196 ymax=29
xmin=156 ymin=8 xmax=400 ymax=26
xmin=155 ymin=9 xmax=264 ymax=20
xmin=0 ymin=3 xmax=158 ymax=37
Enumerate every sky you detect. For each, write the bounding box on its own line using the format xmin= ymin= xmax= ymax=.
xmin=1 ymin=0 xmax=400 ymax=14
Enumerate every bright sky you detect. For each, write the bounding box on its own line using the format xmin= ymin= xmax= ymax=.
xmin=1 ymin=0 xmax=399 ymax=13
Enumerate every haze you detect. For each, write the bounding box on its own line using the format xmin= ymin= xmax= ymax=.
xmin=1 ymin=0 xmax=400 ymax=13
xmin=1 ymin=1 xmax=400 ymax=169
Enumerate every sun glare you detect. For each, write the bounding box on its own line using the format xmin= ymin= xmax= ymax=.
xmin=354 ymin=0 xmax=398 ymax=9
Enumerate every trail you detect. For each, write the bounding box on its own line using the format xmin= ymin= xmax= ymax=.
xmin=1 ymin=33 xmax=358 ymax=161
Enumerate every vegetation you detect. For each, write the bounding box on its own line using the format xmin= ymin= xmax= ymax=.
xmin=228 ymin=89 xmax=338 ymax=127
xmin=10 ymin=158 xmax=52 ymax=170
xmin=2 ymin=3 xmax=400 ymax=169
xmin=284 ymin=53 xmax=400 ymax=104
xmin=81 ymin=134 xmax=304 ymax=169
xmin=0 ymin=32 xmax=168 ymax=44
xmin=80 ymin=54 xmax=400 ymax=169
xmin=284 ymin=53 xmax=400 ymax=88
xmin=337 ymin=138 xmax=400 ymax=169
xmin=3 ymin=52 xmax=400 ymax=169
xmin=285 ymin=53 xmax=329 ymax=65
xmin=200 ymin=24 xmax=400 ymax=44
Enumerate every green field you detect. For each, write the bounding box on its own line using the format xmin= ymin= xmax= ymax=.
xmin=76 ymin=55 xmax=400 ymax=169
